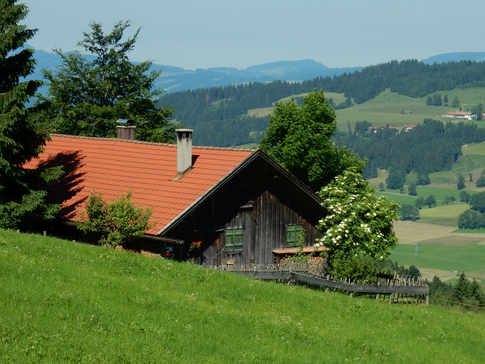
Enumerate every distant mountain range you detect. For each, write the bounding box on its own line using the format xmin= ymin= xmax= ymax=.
xmin=29 ymin=48 xmax=360 ymax=93
xmin=422 ymin=52 xmax=485 ymax=64
xmin=28 ymin=48 xmax=485 ymax=94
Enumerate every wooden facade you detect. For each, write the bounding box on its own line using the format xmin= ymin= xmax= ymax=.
xmin=199 ymin=190 xmax=321 ymax=266
xmin=160 ymin=151 xmax=325 ymax=264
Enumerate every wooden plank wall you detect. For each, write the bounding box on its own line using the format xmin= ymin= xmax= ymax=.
xmin=252 ymin=190 xmax=321 ymax=264
xmin=203 ymin=190 xmax=322 ymax=266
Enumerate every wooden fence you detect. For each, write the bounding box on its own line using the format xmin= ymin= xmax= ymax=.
xmin=211 ymin=262 xmax=429 ymax=304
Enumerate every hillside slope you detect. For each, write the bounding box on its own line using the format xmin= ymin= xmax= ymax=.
xmin=1 ymin=229 xmax=484 ymax=363
xmin=159 ymin=59 xmax=485 ymax=146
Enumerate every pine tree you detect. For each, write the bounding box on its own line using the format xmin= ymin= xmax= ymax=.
xmin=41 ymin=21 xmax=174 ymax=142
xmin=0 ymin=0 xmax=60 ymax=229
xmin=457 ymin=174 xmax=465 ymax=190
xmin=408 ymin=182 xmax=417 ymax=196
xmin=452 ymin=272 xmax=469 ymax=303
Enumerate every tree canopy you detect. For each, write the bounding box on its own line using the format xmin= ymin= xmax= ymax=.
xmin=41 ymin=21 xmax=175 ymax=142
xmin=260 ymin=90 xmax=363 ymax=191
xmin=78 ymin=192 xmax=152 ymax=247
xmin=0 ymin=0 xmax=60 ymax=229
xmin=336 ymin=119 xmax=485 ymax=179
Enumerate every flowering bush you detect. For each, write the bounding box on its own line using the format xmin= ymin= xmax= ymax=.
xmin=315 ymin=168 xmax=399 ymax=266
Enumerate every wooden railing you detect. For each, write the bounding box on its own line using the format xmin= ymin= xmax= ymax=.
xmin=210 ymin=262 xmax=429 ymax=304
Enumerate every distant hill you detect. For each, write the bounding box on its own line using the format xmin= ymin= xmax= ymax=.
xmin=30 ymin=47 xmax=485 ymax=94
xmin=159 ymin=59 xmax=485 ymax=146
xmin=422 ymin=52 xmax=485 ymax=64
xmin=28 ymin=47 xmax=360 ymax=93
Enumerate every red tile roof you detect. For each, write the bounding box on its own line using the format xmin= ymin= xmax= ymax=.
xmin=25 ymin=135 xmax=253 ymax=235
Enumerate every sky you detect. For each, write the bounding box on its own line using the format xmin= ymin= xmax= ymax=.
xmin=23 ymin=0 xmax=485 ymax=70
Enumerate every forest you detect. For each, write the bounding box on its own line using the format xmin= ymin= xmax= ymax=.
xmin=158 ymin=59 xmax=485 ymax=146
xmin=335 ymin=119 xmax=485 ymax=179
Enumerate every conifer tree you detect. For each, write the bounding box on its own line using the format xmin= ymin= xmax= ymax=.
xmin=457 ymin=174 xmax=465 ymax=190
xmin=0 ymin=0 xmax=60 ymax=229
xmin=41 ymin=21 xmax=175 ymax=142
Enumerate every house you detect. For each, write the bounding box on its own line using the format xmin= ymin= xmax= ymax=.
xmin=401 ymin=124 xmax=415 ymax=133
xmin=443 ymin=111 xmax=475 ymax=120
xmin=26 ymin=128 xmax=324 ymax=265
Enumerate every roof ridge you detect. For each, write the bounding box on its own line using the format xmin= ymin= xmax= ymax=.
xmin=50 ymin=133 xmax=256 ymax=152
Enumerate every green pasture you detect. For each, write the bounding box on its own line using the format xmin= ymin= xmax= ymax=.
xmin=418 ymin=203 xmax=469 ymax=226
xmin=391 ymin=240 xmax=485 ymax=278
xmin=430 ymin=152 xmax=485 ymax=187
xmin=1 ymin=229 xmax=485 ymax=363
xmin=379 ymin=191 xmax=416 ymax=206
xmin=335 ymin=87 xmax=485 ymax=131
xmin=335 ymin=89 xmax=450 ymax=130
xmin=247 ymin=91 xmax=347 ymax=118
xmin=430 ymin=87 xmax=485 ymax=109
xmin=379 ymin=186 xmax=470 ymax=208
xmin=247 ymin=87 xmax=485 ymax=131
xmin=463 ymin=140 xmax=485 ymax=156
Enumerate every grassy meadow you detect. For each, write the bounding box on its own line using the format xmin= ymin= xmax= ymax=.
xmin=1 ymin=229 xmax=485 ymax=363
xmin=335 ymin=87 xmax=485 ymax=131
xmin=367 ymin=140 xmax=485 ymax=285
xmin=247 ymin=87 xmax=485 ymax=133
xmin=377 ymin=185 xmax=485 ymax=283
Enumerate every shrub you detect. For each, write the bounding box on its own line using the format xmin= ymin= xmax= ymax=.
xmin=425 ymin=195 xmax=437 ymax=208
xmin=316 ymin=168 xmax=399 ymax=266
xmin=400 ymin=204 xmax=420 ymax=221
xmin=417 ymin=173 xmax=430 ymax=185
xmin=415 ymin=197 xmax=425 ymax=209
xmin=408 ymin=182 xmax=417 ymax=196
xmin=475 ymin=170 xmax=485 ymax=187
xmin=470 ymin=191 xmax=485 ymax=212
xmin=457 ymin=174 xmax=465 ymax=190
xmin=459 ymin=190 xmax=470 ymax=203
xmin=475 ymin=175 xmax=485 ymax=187
xmin=328 ymin=252 xmax=394 ymax=282
xmin=458 ymin=209 xmax=485 ymax=229
xmin=386 ymin=168 xmax=405 ymax=190
xmin=78 ymin=192 xmax=152 ymax=247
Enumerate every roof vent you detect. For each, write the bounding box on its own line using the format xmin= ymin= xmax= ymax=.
xmin=176 ymin=129 xmax=193 ymax=177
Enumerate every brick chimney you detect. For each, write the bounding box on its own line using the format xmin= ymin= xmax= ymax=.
xmin=116 ymin=121 xmax=136 ymax=140
xmin=176 ymin=129 xmax=193 ymax=176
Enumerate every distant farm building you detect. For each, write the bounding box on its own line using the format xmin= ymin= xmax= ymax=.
xmin=442 ymin=111 xmax=475 ymax=120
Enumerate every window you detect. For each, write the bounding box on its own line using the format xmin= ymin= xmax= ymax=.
xmin=225 ymin=227 xmax=244 ymax=250
xmin=286 ymin=224 xmax=305 ymax=247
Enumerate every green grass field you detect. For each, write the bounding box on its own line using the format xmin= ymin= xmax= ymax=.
xmin=391 ymin=241 xmax=485 ymax=276
xmin=335 ymin=88 xmax=485 ymax=131
xmin=247 ymin=91 xmax=347 ymax=118
xmin=379 ymin=187 xmax=470 ymax=208
xmin=418 ymin=203 xmax=469 ymax=226
xmin=1 ymin=229 xmax=485 ymax=363
xmin=248 ymin=87 xmax=485 ymax=132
